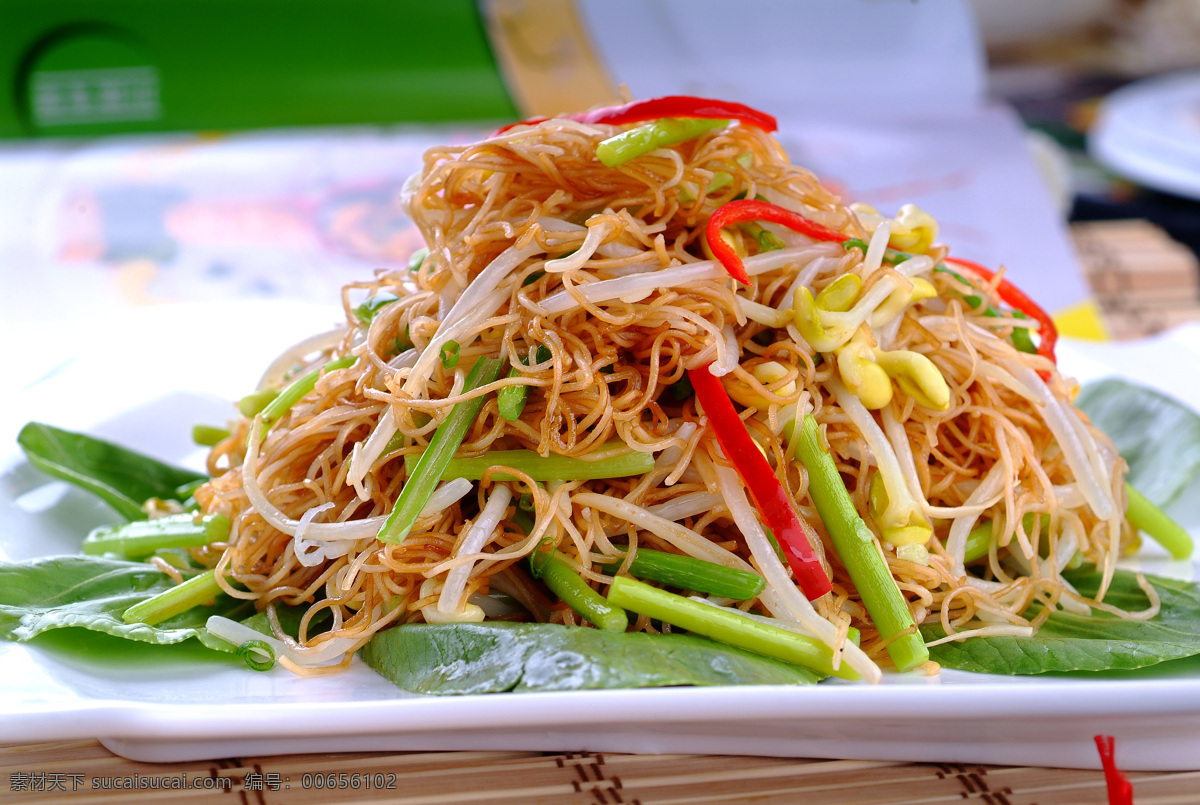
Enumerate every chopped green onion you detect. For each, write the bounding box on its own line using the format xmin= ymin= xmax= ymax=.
xmin=596 ymin=118 xmax=728 ymax=168
xmin=237 ymin=389 xmax=279 ymax=417
xmin=1125 ymin=483 xmax=1194 ymax=560
xmin=795 ymin=415 xmax=928 ymax=673
xmin=192 ymin=424 xmax=230 ymax=447
xmin=531 ymin=550 xmax=628 ymax=632
xmin=259 ymin=355 xmax=357 ymax=432
xmin=354 ymin=292 xmax=399 ymax=325
xmin=1008 ymin=311 xmax=1037 ymax=354
xmin=440 ymin=340 xmax=460 ymax=368
xmin=934 ymin=266 xmax=1036 ymax=355
xmin=607 ymin=575 xmax=856 ymax=680
xmin=843 ymin=238 xmax=911 ymax=265
xmin=122 ymin=569 xmax=225 ymax=626
xmin=600 ymin=548 xmax=765 ymax=601
xmin=388 ymin=325 xmax=413 ymax=357
xmin=377 ymin=357 xmax=504 ymax=544
xmin=739 ymin=222 xmax=784 ymax=252
xmin=237 ymin=639 xmax=276 ymax=671
xmin=83 ymin=513 xmax=229 ymax=558
xmin=403 ymin=441 xmax=653 ymax=482
xmin=498 ymin=345 xmax=552 ymax=422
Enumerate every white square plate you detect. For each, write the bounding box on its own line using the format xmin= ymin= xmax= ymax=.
xmin=2 ymin=302 xmax=1198 ymax=769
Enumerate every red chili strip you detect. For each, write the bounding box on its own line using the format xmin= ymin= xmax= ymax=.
xmin=689 ymin=363 xmax=832 ymax=600
xmin=492 ymin=95 xmax=777 ymax=137
xmin=1094 ymin=735 xmax=1133 ymax=805
xmin=944 ymin=255 xmax=1058 ymax=365
xmin=706 ymin=199 xmax=848 ymax=284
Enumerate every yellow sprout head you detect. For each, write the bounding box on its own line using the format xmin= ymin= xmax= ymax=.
xmin=723 ymin=360 xmax=797 ymax=410
xmin=836 ymin=329 xmax=892 ymax=410
xmin=873 ymin=349 xmax=951 ymax=411
xmin=869 ymin=473 xmax=933 ymax=546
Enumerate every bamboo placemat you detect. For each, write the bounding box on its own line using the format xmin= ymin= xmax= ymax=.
xmin=4 ymin=739 xmax=1200 ymax=804
xmin=3 ymin=220 xmax=1200 ymax=805
xmin=1072 ymin=219 xmax=1200 ymax=338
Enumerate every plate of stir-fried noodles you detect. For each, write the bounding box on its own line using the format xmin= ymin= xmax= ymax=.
xmin=1 ymin=97 xmax=1198 ymax=769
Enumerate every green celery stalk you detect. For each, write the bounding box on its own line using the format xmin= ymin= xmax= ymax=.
xmin=531 ymin=550 xmax=628 ymax=632
xmin=402 ymin=441 xmax=653 ymax=482
xmin=377 ymin=357 xmax=503 ymax=544
xmin=963 ymin=520 xmax=993 ymax=564
xmin=260 ymin=355 xmax=357 ymax=431
xmin=677 ymin=153 xmax=752 ymax=202
xmin=963 ymin=513 xmax=1050 ymax=564
xmin=192 ymin=424 xmax=230 ymax=447
xmin=83 ymin=513 xmax=229 ymax=558
xmin=122 ymin=569 xmax=224 ymax=626
xmin=1126 ymin=483 xmax=1194 ymax=560
xmin=599 ymin=548 xmax=765 ymax=601
xmin=237 ymin=389 xmax=278 ymax=417
xmin=596 ymin=118 xmax=728 ymax=168
xmin=795 ymin=415 xmax=929 ymax=672
xmin=607 ymin=575 xmax=856 ymax=680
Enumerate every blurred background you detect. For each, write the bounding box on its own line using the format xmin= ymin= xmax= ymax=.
xmin=1 ymin=0 xmax=1198 ymax=393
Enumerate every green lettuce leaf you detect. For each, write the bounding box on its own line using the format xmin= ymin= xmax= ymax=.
xmin=924 ymin=568 xmax=1200 ymax=674
xmin=361 ymin=621 xmax=820 ymax=694
xmin=17 ymin=422 xmax=206 ymax=521
xmin=1075 ymin=378 xmax=1200 ymax=507
xmin=0 ymin=555 xmax=251 ymax=654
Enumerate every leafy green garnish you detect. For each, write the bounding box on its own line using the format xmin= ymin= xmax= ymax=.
xmin=1076 ymin=378 xmax=1200 ymax=508
xmin=407 ymin=247 xmax=429 ymax=273
xmin=17 ymin=423 xmax=206 ymax=521
xmin=353 ymin=292 xmax=399 ymax=326
xmin=668 ymin=375 xmax=694 ymax=401
xmin=0 ymin=556 xmax=251 ymax=653
xmin=360 ymin=621 xmax=819 ymax=694
xmin=924 ymin=568 xmax=1200 ymax=674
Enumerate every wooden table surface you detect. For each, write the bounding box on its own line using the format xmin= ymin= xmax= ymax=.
xmin=3 ymin=221 xmax=1200 ymax=805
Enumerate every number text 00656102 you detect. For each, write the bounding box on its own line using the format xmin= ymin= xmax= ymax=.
xmin=301 ymin=772 xmax=398 ymax=790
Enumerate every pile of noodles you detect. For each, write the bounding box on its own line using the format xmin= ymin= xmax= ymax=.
xmin=192 ymin=108 xmax=1150 ymax=681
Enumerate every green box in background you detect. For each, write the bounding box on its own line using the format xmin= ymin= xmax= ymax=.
xmin=0 ymin=0 xmax=520 ymax=138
